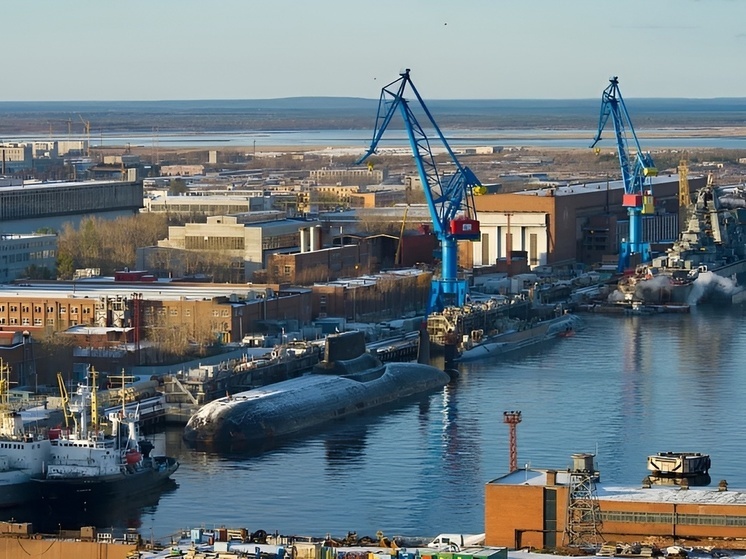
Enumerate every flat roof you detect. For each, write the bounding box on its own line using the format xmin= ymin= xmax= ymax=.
xmin=0 ymin=281 xmax=309 ymax=302
xmin=489 ymin=468 xmax=746 ymax=505
xmin=513 ymin=174 xmax=685 ymax=198
xmin=0 ymin=179 xmax=132 ymax=192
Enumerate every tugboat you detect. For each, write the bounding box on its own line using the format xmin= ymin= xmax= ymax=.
xmin=34 ymin=368 xmax=178 ymax=505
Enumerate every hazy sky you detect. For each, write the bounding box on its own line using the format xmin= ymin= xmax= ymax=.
xmin=6 ymin=0 xmax=745 ymax=101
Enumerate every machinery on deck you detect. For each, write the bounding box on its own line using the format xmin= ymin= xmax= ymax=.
xmin=356 ymin=69 xmax=481 ymax=313
xmin=591 ymin=76 xmax=658 ymax=272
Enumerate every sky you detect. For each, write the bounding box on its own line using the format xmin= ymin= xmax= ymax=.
xmin=5 ymin=0 xmax=746 ymax=101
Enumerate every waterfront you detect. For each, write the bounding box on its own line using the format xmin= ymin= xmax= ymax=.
xmin=5 ymin=305 xmax=746 ymax=541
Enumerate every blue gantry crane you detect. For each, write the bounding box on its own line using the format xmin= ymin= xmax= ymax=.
xmin=356 ymin=69 xmax=481 ymax=313
xmin=590 ymin=76 xmax=658 ymax=272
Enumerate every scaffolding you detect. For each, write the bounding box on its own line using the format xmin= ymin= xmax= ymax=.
xmin=563 ymin=453 xmax=604 ymax=548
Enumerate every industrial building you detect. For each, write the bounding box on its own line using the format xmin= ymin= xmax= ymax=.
xmin=0 ymin=178 xmax=142 ymax=234
xmin=485 ymin=454 xmax=746 ymax=550
xmin=0 ymin=281 xmax=312 ymax=377
xmin=472 ymin=174 xmax=707 ymax=269
xmin=309 ymin=166 xmax=385 ymax=186
xmin=140 ymin=214 xmax=308 ymax=281
xmin=0 ymin=233 xmax=57 ymax=282
xmin=143 ymin=193 xmax=277 ymax=219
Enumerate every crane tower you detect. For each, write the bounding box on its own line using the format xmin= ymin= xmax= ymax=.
xmin=591 ymin=77 xmax=657 ymax=272
xmin=357 ymin=69 xmax=482 ymax=313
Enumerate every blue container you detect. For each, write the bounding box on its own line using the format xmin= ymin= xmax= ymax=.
xmin=190 ymin=529 xmax=203 ymax=544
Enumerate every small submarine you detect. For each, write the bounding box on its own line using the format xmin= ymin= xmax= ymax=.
xmin=183 ymin=330 xmax=450 ymax=450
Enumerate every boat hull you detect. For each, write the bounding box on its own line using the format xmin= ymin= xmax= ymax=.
xmin=456 ymin=314 xmax=581 ymax=362
xmin=33 ymin=456 xmax=179 ymax=504
xmin=0 ymin=474 xmax=41 ymax=508
xmin=183 ymin=362 xmax=450 ymax=450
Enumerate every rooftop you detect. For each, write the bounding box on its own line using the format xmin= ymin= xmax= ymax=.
xmin=489 ymin=467 xmax=746 ymax=505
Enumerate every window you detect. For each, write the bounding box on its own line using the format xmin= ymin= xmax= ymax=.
xmin=71 ymin=307 xmax=78 ymax=314
xmin=59 ymin=307 xmax=66 ymax=315
xmin=170 ymin=308 xmax=179 ymax=316
xmin=9 ymin=305 xmax=17 ymax=312
xmin=34 ymin=305 xmax=41 ymax=313
xmin=22 ymin=318 xmax=29 ymax=326
xmin=33 ymin=318 xmax=42 ymax=326
xmin=46 ymin=318 xmax=54 ymax=326
xmin=47 ymin=306 xmax=54 ymax=313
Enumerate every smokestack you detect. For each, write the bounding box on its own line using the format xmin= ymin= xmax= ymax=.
xmin=299 ymin=228 xmax=308 ymax=253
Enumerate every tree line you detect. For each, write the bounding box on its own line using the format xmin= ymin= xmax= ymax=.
xmin=55 ymin=214 xmax=169 ymax=279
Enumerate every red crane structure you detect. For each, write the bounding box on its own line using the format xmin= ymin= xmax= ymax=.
xmin=503 ymin=410 xmax=522 ymax=472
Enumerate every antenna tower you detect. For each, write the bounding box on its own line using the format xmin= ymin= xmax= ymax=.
xmin=503 ymin=410 xmax=522 ymax=472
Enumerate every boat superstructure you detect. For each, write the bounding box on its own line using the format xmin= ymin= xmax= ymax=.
xmin=0 ymin=359 xmax=52 ymax=508
xmin=613 ymin=182 xmax=746 ymax=305
xmin=36 ymin=368 xmax=178 ymax=503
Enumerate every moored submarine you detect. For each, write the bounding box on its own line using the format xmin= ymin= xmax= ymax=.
xmin=183 ymin=330 xmax=450 ymax=451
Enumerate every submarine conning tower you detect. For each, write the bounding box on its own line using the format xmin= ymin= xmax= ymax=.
xmin=314 ymin=330 xmax=382 ymax=376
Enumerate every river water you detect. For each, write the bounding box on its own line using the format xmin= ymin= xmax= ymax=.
xmin=6 ymin=304 xmax=746 ymax=541
xmin=13 ymin=128 xmax=746 ymax=150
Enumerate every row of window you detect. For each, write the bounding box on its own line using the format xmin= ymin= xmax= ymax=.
xmin=0 ymin=305 xmax=92 ymax=315
xmin=601 ymin=511 xmax=746 ymax=527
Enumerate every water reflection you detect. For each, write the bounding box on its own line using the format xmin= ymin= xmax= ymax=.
xmin=2 ymin=479 xmax=178 ymax=533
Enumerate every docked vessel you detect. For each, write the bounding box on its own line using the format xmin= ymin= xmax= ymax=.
xmin=34 ymin=371 xmax=178 ymax=504
xmin=0 ymin=361 xmax=51 ymax=508
xmin=183 ymin=331 xmax=450 ymax=450
xmin=646 ymin=451 xmax=711 ymax=487
xmin=613 ymin=182 xmax=746 ymax=305
xmin=456 ymin=313 xmax=581 ymax=362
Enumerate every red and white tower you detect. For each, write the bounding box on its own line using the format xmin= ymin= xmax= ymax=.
xmin=503 ymin=410 xmax=522 ymax=472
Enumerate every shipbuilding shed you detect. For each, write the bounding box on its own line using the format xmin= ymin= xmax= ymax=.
xmin=472 ymin=174 xmax=708 ymax=268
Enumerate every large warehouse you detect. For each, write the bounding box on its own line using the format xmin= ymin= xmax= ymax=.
xmin=485 ymin=455 xmax=746 ymax=550
xmin=471 ymin=174 xmax=707 ymax=269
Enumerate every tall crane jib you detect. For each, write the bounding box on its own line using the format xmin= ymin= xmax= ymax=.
xmin=590 ymin=77 xmax=657 ymax=272
xmin=356 ymin=69 xmax=482 ymax=313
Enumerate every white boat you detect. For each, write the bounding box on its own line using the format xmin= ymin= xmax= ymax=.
xmin=456 ymin=313 xmax=582 ymax=362
xmin=34 ymin=369 xmax=178 ymax=504
xmin=0 ymin=360 xmax=52 ymax=508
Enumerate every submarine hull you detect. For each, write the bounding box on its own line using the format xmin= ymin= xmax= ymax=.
xmin=183 ymin=362 xmax=450 ymax=450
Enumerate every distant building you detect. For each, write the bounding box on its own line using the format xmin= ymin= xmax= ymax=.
xmin=0 ymin=233 xmax=57 ymax=283
xmin=309 ymin=167 xmax=385 ymax=186
xmin=143 ymin=193 xmax=277 ymax=218
xmin=159 ymin=164 xmax=205 ymax=176
xmin=140 ymin=214 xmax=309 ymax=280
xmin=0 ymin=143 xmax=33 ymax=173
xmin=0 ymin=179 xmax=142 ymax=234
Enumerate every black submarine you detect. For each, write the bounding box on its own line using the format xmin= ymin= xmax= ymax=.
xmin=183 ymin=330 xmax=450 ymax=450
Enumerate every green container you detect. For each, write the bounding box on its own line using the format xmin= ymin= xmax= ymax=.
xmin=471 ymin=548 xmax=507 ymax=559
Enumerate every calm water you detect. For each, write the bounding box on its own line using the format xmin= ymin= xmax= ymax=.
xmin=7 ymin=305 xmax=746 ymax=541
xmin=11 ymin=128 xmax=746 ymax=150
